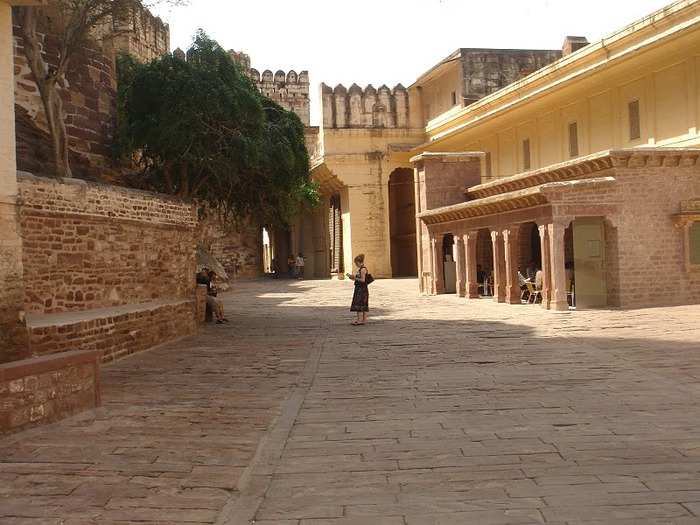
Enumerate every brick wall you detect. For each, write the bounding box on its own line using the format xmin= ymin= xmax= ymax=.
xmin=18 ymin=174 xmax=197 ymax=316
xmin=552 ymin=156 xmax=700 ymax=308
xmin=613 ymin=167 xmax=700 ymax=307
xmin=0 ymin=349 xmax=101 ymax=436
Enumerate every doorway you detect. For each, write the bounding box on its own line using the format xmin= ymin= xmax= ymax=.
xmin=389 ymin=168 xmax=417 ymax=276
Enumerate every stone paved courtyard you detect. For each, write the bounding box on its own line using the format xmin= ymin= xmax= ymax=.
xmin=2 ymin=278 xmax=700 ymax=525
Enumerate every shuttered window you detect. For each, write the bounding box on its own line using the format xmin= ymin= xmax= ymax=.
xmin=568 ymin=122 xmax=579 ymax=158
xmin=523 ymin=139 xmax=531 ymax=170
xmin=629 ymin=100 xmax=641 ymax=140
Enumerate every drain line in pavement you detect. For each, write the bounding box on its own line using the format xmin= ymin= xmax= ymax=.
xmin=214 ymin=331 xmax=326 ymax=525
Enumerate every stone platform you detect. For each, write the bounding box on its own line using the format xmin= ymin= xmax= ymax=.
xmin=1 ymin=278 xmax=699 ymax=524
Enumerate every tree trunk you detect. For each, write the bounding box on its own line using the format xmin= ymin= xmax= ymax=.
xmin=18 ymin=7 xmax=72 ymax=179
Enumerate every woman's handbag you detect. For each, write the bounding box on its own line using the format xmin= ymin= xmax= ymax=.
xmin=364 ymin=273 xmax=374 ymax=285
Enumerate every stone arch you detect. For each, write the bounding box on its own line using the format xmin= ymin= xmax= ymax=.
xmin=274 ymin=70 xmax=286 ymax=84
xmin=287 ymin=70 xmax=297 ymax=83
xmin=262 ymin=70 xmax=274 ymax=82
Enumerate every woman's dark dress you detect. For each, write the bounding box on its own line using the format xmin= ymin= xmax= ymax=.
xmin=350 ymin=266 xmax=369 ymax=312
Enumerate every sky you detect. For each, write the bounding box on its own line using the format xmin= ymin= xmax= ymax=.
xmin=149 ymin=0 xmax=676 ymax=125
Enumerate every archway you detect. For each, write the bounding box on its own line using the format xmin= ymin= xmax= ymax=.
xmin=389 ymin=168 xmax=417 ymax=276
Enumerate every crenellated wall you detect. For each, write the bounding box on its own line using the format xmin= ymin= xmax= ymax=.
xmin=113 ymin=7 xmax=170 ymax=63
xmin=251 ymin=68 xmax=310 ymax=126
xmin=320 ymin=83 xmax=411 ymax=130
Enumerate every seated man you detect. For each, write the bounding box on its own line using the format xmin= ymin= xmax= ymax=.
xmin=207 ymin=270 xmax=229 ymax=324
xmin=197 ymin=268 xmax=229 ymax=324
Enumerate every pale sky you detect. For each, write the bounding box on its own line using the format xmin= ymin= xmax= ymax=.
xmin=149 ymin=0 xmax=675 ymax=125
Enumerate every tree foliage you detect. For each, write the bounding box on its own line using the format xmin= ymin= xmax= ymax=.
xmin=117 ymin=32 xmax=319 ymax=229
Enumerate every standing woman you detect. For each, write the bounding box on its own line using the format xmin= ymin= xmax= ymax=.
xmin=347 ymin=253 xmax=369 ymax=325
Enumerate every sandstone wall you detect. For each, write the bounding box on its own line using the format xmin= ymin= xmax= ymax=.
xmin=459 ymin=49 xmax=562 ymax=103
xmin=12 ymin=4 xmax=170 ymax=178
xmin=0 ymin=349 xmax=100 ymax=435
xmin=113 ymin=8 xmax=170 ymax=63
xmin=321 ymin=83 xmax=409 ymax=129
xmin=18 ymin=174 xmax=198 ymax=315
xmin=199 ymin=214 xmax=263 ymax=280
xmin=252 ymin=69 xmax=310 ymax=126
xmin=553 ymin=155 xmax=700 ymax=308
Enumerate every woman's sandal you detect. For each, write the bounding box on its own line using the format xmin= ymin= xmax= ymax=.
xmin=351 ymin=321 xmax=365 ymax=326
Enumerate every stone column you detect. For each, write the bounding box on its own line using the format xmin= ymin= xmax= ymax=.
xmin=414 ymin=166 xmax=425 ymax=294
xmin=549 ymin=220 xmax=571 ymax=311
xmin=465 ymin=231 xmax=479 ymax=299
xmin=503 ymin=226 xmax=521 ymax=304
xmin=538 ymin=223 xmax=552 ymax=309
xmin=491 ymin=230 xmax=506 ymax=303
xmin=454 ymin=233 xmax=466 ymax=298
xmin=411 ymin=152 xmax=484 ymax=296
xmin=0 ymin=4 xmax=29 ymax=362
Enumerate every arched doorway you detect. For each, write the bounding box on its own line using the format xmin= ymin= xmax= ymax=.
xmin=389 ymin=168 xmax=417 ymax=276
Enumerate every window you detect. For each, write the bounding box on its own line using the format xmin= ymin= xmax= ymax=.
xmin=690 ymin=221 xmax=700 ymax=265
xmin=450 ymin=91 xmax=457 ymax=106
xmin=522 ymin=139 xmax=531 ymax=170
xmin=484 ymin=152 xmax=492 ymax=180
xmin=568 ymin=122 xmax=579 ymax=158
xmin=629 ymin=100 xmax=641 ymax=140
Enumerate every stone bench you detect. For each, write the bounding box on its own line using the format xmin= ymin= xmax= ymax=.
xmin=0 ymin=349 xmax=101 ymax=436
xmin=26 ymin=299 xmax=197 ymax=363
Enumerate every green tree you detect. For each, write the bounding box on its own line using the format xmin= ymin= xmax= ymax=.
xmin=117 ymin=32 xmax=319 ymax=229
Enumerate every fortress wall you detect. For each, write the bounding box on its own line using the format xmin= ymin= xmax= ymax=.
xmin=252 ymin=68 xmax=310 ymax=126
xmin=12 ymin=5 xmax=169 ymax=177
xmin=320 ymin=82 xmax=410 ymax=129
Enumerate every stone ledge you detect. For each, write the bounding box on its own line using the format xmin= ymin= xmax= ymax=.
xmin=26 ymin=299 xmax=197 ymax=362
xmin=0 ymin=349 xmax=101 ymax=437
xmin=25 ymin=298 xmax=190 ymax=328
xmin=0 ymin=349 xmax=101 ymax=382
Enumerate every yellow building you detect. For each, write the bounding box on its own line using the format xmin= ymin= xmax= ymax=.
xmin=308 ymin=0 xmax=700 ymax=309
xmin=310 ymin=47 xmax=563 ymax=278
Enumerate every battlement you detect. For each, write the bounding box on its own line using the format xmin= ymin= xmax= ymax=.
xmin=113 ymin=6 xmax=170 ymax=63
xmin=251 ymin=69 xmax=310 ymax=126
xmin=320 ymin=82 xmax=410 ymax=129
xmin=227 ymin=49 xmax=251 ymax=70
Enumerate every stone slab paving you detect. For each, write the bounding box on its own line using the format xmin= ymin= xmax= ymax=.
xmin=1 ymin=278 xmax=700 ymax=524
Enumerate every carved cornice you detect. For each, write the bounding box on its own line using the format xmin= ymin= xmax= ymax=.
xmin=468 ymin=151 xmax=614 ymax=199
xmin=609 ymin=148 xmax=700 ymax=168
xmin=418 ymin=177 xmax=616 ymax=225
xmin=467 ymin=148 xmax=700 ymax=200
